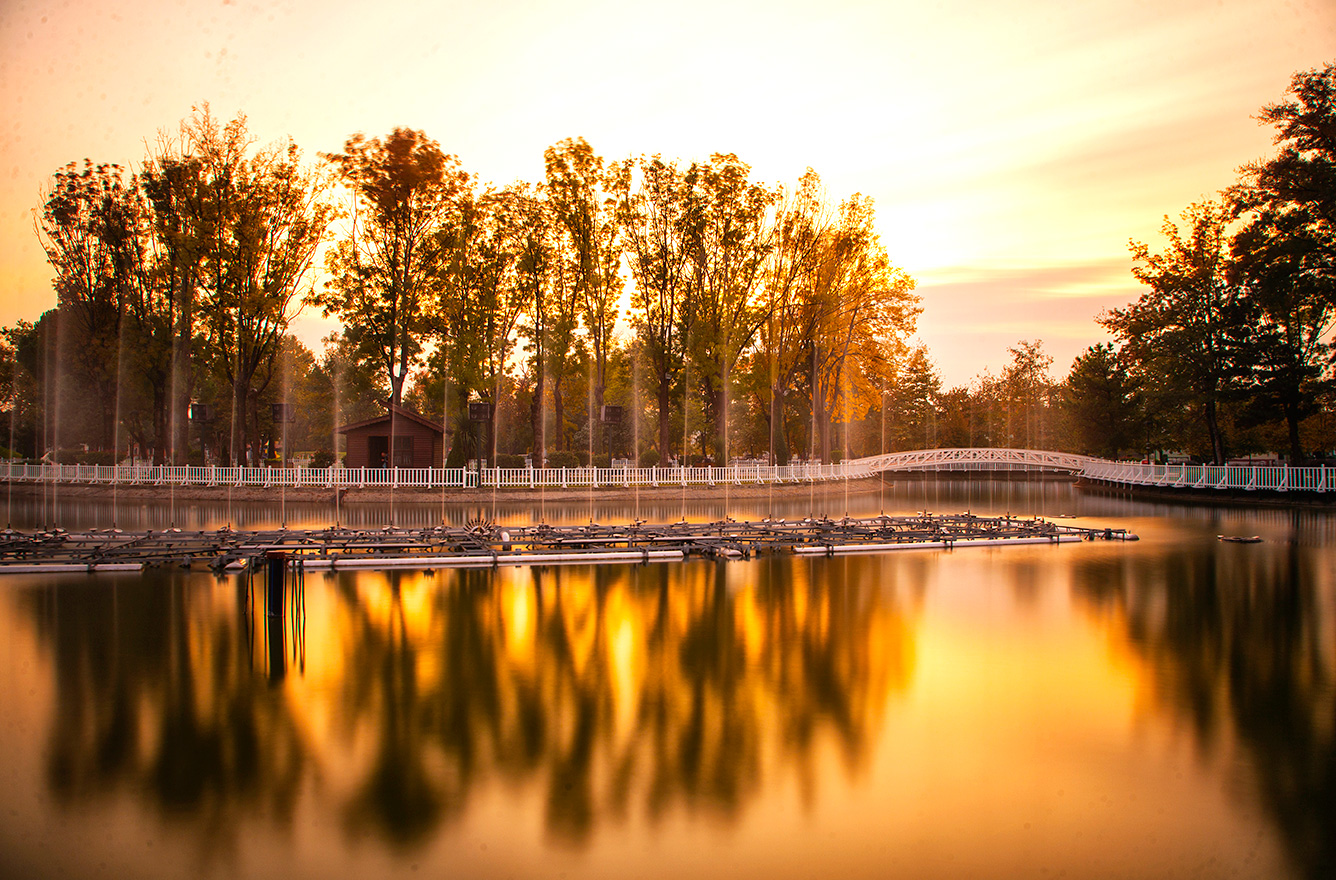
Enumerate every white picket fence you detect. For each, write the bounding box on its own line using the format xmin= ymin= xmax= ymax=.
xmin=0 ymin=461 xmax=875 ymax=490
xmin=5 ymin=456 xmax=1331 ymax=493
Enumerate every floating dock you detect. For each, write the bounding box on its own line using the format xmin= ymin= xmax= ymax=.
xmin=0 ymin=514 xmax=1137 ymax=575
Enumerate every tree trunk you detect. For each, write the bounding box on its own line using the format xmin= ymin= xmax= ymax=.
xmin=1286 ymin=400 xmax=1304 ymax=465
xmin=530 ymin=372 xmax=545 ymax=464
xmin=771 ymin=385 xmax=789 ymax=466
xmin=230 ymin=377 xmax=247 ymax=466
xmin=170 ymin=273 xmax=192 ymax=464
xmin=1204 ymin=398 xmax=1226 ymax=465
xmin=553 ymin=384 xmax=565 ymax=451
xmin=658 ymin=374 xmax=672 ymax=462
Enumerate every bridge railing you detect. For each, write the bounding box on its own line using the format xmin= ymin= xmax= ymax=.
xmin=1081 ymin=460 xmax=1333 ymax=492
xmin=855 ymin=447 xmax=1097 ymax=473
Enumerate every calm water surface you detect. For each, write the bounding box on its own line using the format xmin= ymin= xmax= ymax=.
xmin=2 ymin=479 xmax=1333 ymax=879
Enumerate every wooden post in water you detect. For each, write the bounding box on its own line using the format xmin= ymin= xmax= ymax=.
xmin=266 ymin=550 xmax=288 ymax=683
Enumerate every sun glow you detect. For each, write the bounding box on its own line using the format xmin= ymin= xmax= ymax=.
xmin=2 ymin=0 xmax=1332 ymax=384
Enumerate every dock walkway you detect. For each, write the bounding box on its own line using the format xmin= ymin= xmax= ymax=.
xmin=0 ymin=514 xmax=1137 ymax=575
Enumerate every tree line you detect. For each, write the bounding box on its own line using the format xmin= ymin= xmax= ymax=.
xmin=879 ymin=62 xmax=1336 ymax=466
xmin=1 ymin=108 xmax=919 ymax=467
xmin=3 ymin=63 xmax=1333 ymax=467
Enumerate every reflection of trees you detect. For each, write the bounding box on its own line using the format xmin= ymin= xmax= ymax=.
xmin=24 ymin=574 xmax=312 ymax=858
xmin=1073 ymin=545 xmax=1336 ymax=880
xmin=330 ymin=556 xmax=914 ymax=848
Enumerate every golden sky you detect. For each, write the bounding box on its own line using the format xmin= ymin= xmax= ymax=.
xmin=1 ymin=0 xmax=1332 ymax=385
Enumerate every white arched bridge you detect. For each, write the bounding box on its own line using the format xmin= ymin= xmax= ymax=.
xmin=4 ymin=448 xmax=1332 ymax=493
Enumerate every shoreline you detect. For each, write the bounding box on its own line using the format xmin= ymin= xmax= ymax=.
xmin=0 ymin=475 xmax=890 ymax=504
xmin=7 ymin=474 xmax=1333 ymax=509
xmin=1076 ymin=478 xmax=1336 ymax=509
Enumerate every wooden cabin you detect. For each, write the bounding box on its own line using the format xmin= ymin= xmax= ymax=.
xmin=338 ymin=405 xmax=444 ymax=468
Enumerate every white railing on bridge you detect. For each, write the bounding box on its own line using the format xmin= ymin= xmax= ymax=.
xmin=1081 ymin=460 xmax=1332 ymax=493
xmin=856 ymin=447 xmax=1099 ymax=474
xmin=0 ymin=461 xmax=876 ymax=490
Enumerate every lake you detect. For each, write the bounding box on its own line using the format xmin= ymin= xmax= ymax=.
xmin=1 ymin=478 xmax=1333 ymax=879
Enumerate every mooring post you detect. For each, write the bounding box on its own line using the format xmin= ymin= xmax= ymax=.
xmin=265 ymin=550 xmax=288 ymax=683
xmin=266 ymin=551 xmax=287 ymax=617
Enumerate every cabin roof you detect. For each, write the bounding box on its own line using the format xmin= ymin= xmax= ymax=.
xmin=337 ymin=403 xmax=444 ymax=436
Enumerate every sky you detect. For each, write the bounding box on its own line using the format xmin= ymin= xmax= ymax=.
xmin=1 ymin=0 xmax=1333 ymax=387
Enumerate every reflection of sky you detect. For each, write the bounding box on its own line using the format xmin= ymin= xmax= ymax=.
xmin=3 ymin=498 xmax=1333 ymax=877
xmin=2 ymin=1 xmax=1334 ymax=384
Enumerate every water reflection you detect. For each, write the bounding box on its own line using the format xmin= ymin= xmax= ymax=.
xmin=24 ymin=574 xmax=312 ymax=855
xmin=1072 ymin=541 xmax=1336 ymax=880
xmin=10 ymin=481 xmax=1336 ymax=879
xmin=19 ymin=556 xmax=914 ymax=858
xmin=327 ymin=558 xmax=913 ymax=847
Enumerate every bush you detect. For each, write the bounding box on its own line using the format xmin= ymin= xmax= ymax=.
xmin=495 ymin=453 xmax=526 ymax=469
xmin=546 ymin=450 xmax=580 ymax=469
xmin=308 ymin=449 xmax=336 ymax=469
xmin=592 ymin=453 xmax=611 ymax=468
xmin=638 ymin=449 xmax=660 ymax=468
xmin=445 ymin=442 xmax=469 ymax=469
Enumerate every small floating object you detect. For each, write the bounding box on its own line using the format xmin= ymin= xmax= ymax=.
xmin=1218 ymin=535 xmax=1263 ymax=543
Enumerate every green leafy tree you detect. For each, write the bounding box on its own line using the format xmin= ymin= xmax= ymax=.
xmin=1228 ymin=207 xmax=1334 ymax=462
xmin=1233 ymin=62 xmax=1336 ymax=229
xmin=1101 ymin=201 xmax=1244 ymax=464
xmin=1062 ymin=343 xmax=1140 ymax=458
xmin=885 ymin=346 xmax=941 ymax=450
xmin=1227 ymin=63 xmax=1336 ymax=463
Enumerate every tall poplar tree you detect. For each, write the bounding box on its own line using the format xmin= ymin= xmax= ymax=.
xmin=544 ymin=138 xmax=628 ymax=454
xmin=623 ymin=156 xmax=694 ymax=460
